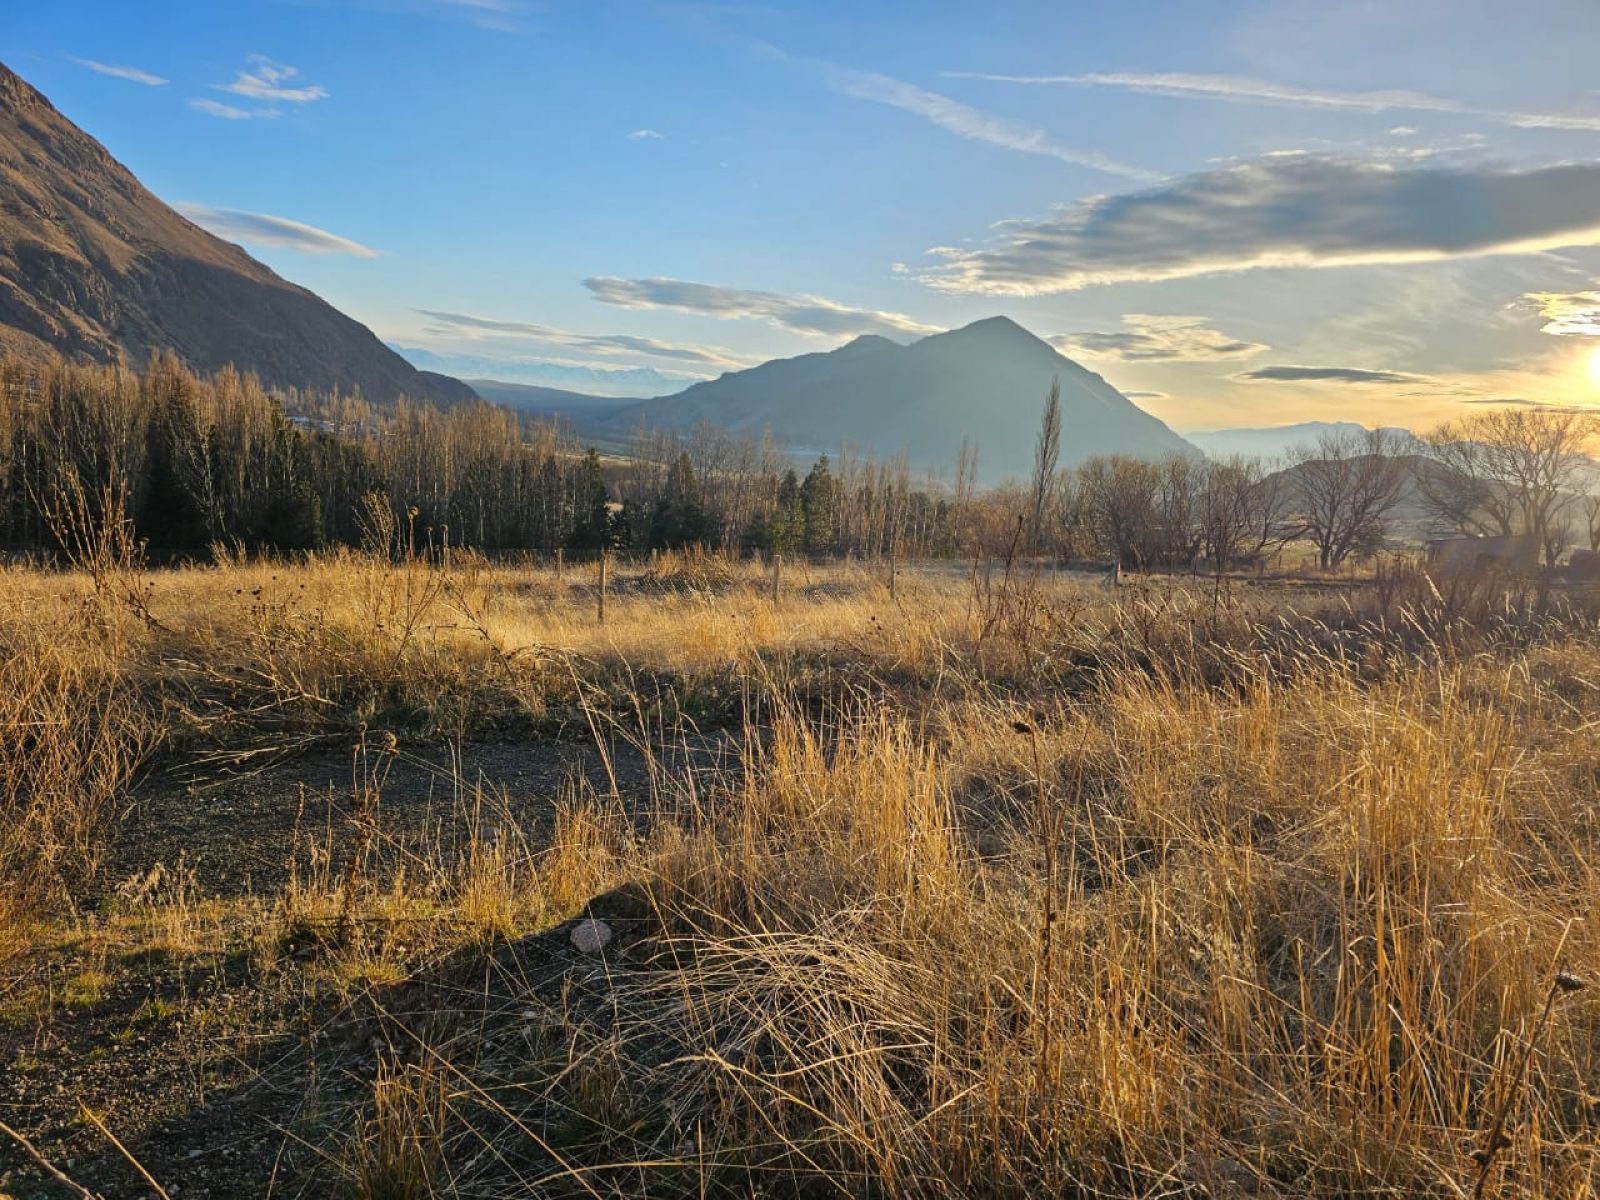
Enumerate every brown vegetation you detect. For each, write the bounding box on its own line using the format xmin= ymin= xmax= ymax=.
xmin=2 ymin=541 xmax=1600 ymax=1197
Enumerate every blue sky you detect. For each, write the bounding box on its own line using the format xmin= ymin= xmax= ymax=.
xmin=10 ymin=0 xmax=1600 ymax=429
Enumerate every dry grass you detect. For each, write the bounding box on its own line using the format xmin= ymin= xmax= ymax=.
xmin=3 ymin=551 xmax=1600 ymax=1197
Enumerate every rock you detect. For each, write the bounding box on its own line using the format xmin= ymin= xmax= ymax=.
xmin=569 ymin=918 xmax=613 ymax=954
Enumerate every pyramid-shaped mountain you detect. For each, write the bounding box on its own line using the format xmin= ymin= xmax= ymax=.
xmin=611 ymin=316 xmax=1194 ymax=479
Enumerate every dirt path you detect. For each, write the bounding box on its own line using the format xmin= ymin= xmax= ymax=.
xmin=1 ymin=731 xmax=743 ymax=1198
xmin=93 ymin=732 xmax=738 ymax=907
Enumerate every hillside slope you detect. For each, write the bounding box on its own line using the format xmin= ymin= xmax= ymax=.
xmin=0 ymin=61 xmax=472 ymax=404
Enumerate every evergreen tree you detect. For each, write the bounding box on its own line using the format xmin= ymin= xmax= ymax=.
xmin=252 ymin=414 xmax=323 ymax=554
xmin=800 ymin=456 xmax=836 ymax=555
xmin=568 ymin=448 xmax=612 ymax=550
xmin=136 ymin=365 xmax=211 ymax=559
xmin=775 ymin=467 xmax=803 ymax=552
xmin=650 ymin=451 xmax=708 ymax=548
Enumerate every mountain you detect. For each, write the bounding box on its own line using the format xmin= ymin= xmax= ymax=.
xmin=0 ymin=62 xmax=472 ymax=404
xmin=1187 ymin=421 xmax=1419 ymax=462
xmin=394 ymin=344 xmax=694 ymax=398
xmin=466 ymin=378 xmax=641 ymax=418
xmin=606 ymin=317 xmax=1195 ymax=479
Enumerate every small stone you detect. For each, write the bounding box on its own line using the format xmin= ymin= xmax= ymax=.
xmin=569 ymin=918 xmax=613 ymax=954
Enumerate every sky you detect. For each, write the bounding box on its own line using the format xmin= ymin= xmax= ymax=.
xmin=10 ymin=0 xmax=1600 ymax=431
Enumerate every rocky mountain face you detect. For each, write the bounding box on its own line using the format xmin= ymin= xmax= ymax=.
xmin=604 ymin=316 xmax=1195 ymax=480
xmin=0 ymin=61 xmax=472 ymax=404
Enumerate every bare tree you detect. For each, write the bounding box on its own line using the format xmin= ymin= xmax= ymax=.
xmin=1153 ymin=455 xmax=1201 ymax=566
xmin=1583 ymin=492 xmax=1600 ymax=552
xmin=1027 ymin=377 xmax=1061 ymax=555
xmin=1419 ymin=408 xmax=1598 ymax=565
xmin=1288 ymin=428 xmax=1407 ymax=571
xmin=1079 ymin=455 xmax=1159 ymax=568
xmin=1196 ymin=457 xmax=1266 ymax=577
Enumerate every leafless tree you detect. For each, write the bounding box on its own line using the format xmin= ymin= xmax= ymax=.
xmin=1287 ymin=428 xmax=1408 ymax=571
xmin=1419 ymin=408 xmax=1598 ymax=565
xmin=1079 ymin=455 xmax=1159 ymax=568
xmin=1196 ymin=457 xmax=1267 ymax=576
xmin=1583 ymin=492 xmax=1600 ymax=552
xmin=1027 ymin=377 xmax=1061 ymax=555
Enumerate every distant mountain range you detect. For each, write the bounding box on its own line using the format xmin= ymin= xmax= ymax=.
xmin=1185 ymin=421 xmax=1420 ymax=461
xmin=467 ymin=317 xmax=1196 ymax=480
xmin=630 ymin=318 xmax=1195 ymax=478
xmin=0 ymin=62 xmax=471 ymax=404
xmin=466 ymin=378 xmax=640 ymax=419
xmin=394 ymin=345 xmax=690 ymax=398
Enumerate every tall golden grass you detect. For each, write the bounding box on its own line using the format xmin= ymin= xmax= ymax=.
xmin=4 ymin=549 xmax=1600 ymax=1197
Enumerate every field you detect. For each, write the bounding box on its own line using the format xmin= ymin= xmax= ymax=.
xmin=3 ymin=547 xmax=1600 ymax=1198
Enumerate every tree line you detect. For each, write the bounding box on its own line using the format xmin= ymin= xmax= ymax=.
xmin=0 ymin=355 xmax=958 ymax=563
xmin=996 ymin=395 xmax=1600 ymax=572
xmin=3 ymin=354 xmax=1594 ymax=570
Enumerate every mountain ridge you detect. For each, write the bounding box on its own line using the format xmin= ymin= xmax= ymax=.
xmin=593 ymin=315 xmax=1196 ymax=479
xmin=0 ymin=61 xmax=472 ymax=405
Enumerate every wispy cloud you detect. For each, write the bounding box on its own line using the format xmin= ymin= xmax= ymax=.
xmin=1236 ymin=365 xmax=1421 ymax=385
xmin=823 ymin=63 xmax=1159 ymax=180
xmin=1523 ymin=289 xmax=1600 ymax=336
xmin=1050 ymin=314 xmax=1266 ymax=362
xmin=189 ymin=98 xmax=278 ymax=121
xmin=921 ymin=153 xmax=1600 ymax=295
xmin=415 ymin=310 xmax=756 ymax=370
xmin=425 ymin=0 xmax=528 ymax=30
xmin=70 ymin=58 xmax=167 ymax=86
xmin=215 ymin=56 xmax=327 ymax=104
xmin=944 ymin=70 xmax=1600 ymax=133
xmin=584 ymin=276 xmax=941 ymax=339
xmin=175 ymin=204 xmax=377 ymax=256
xmin=1458 ymin=397 xmax=1599 ymax=413
xmin=627 ymin=128 xmax=665 ymax=140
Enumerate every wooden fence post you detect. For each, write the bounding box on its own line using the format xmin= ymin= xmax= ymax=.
xmin=598 ymin=551 xmax=608 ymax=624
xmin=772 ymin=553 xmax=782 ymax=603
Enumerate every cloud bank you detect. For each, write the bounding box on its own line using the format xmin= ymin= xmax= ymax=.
xmin=1236 ymin=365 xmax=1420 ymax=385
xmin=175 ymin=205 xmax=377 ymax=256
xmin=415 ymin=310 xmax=754 ymax=370
xmin=921 ymin=153 xmax=1600 ymax=295
xmin=584 ymin=276 xmax=942 ymax=339
xmin=71 ymin=58 xmax=167 ymax=86
xmin=1050 ymin=314 xmax=1266 ymax=362
xmin=945 ymin=70 xmax=1600 ymax=133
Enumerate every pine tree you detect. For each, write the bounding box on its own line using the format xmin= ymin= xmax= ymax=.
xmin=568 ymin=448 xmax=612 ymax=550
xmin=800 ymin=456 xmax=836 ymax=555
xmin=650 ymin=451 xmax=708 ymax=548
xmin=775 ymin=467 xmax=803 ymax=552
xmin=136 ymin=362 xmax=212 ymax=559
